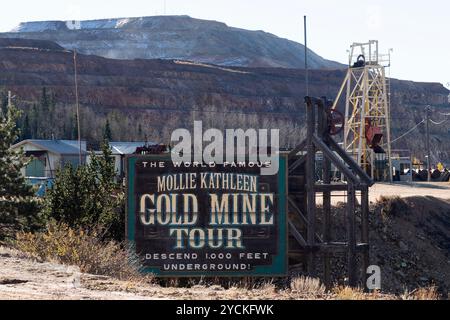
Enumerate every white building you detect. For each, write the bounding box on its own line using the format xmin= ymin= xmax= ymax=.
xmin=11 ymin=139 xmax=87 ymax=180
xmin=110 ymin=142 xmax=160 ymax=177
xmin=87 ymin=142 xmax=156 ymax=178
xmin=11 ymin=140 xmax=160 ymax=192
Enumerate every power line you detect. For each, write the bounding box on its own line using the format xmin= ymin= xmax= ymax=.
xmin=430 ymin=118 xmax=449 ymax=125
xmin=390 ymin=119 xmax=425 ymax=144
xmin=389 ymin=109 xmax=450 ymax=145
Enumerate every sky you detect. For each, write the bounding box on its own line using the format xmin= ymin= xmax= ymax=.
xmin=0 ymin=0 xmax=448 ymax=86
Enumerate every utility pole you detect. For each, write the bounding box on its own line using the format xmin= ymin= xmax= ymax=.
xmin=73 ymin=50 xmax=82 ymax=165
xmin=304 ymin=16 xmax=309 ymax=96
xmin=426 ymin=106 xmax=431 ymax=182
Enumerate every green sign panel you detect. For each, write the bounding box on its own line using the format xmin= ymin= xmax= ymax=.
xmin=126 ymin=155 xmax=288 ymax=277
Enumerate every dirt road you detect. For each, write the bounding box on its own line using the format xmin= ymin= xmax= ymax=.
xmin=317 ymin=182 xmax=450 ymax=205
xmin=370 ymin=182 xmax=450 ymax=201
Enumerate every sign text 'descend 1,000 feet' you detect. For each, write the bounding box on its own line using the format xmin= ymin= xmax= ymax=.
xmin=126 ymin=155 xmax=288 ymax=277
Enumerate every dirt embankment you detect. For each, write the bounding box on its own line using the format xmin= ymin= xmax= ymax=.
xmin=0 ymin=247 xmax=398 ymax=300
xmin=369 ymin=195 xmax=450 ymax=294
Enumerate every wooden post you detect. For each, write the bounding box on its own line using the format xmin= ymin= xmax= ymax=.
xmin=319 ymin=99 xmax=332 ymax=289
xmin=361 ymin=184 xmax=370 ymax=290
xmin=347 ymin=182 xmax=357 ymax=286
xmin=305 ymin=97 xmax=316 ymax=277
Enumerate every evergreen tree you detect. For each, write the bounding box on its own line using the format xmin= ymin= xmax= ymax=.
xmin=21 ymin=114 xmax=31 ymax=140
xmin=72 ymin=114 xmax=79 ymax=140
xmin=48 ymin=91 xmax=56 ymax=136
xmin=1 ymin=94 xmax=8 ymax=116
xmin=39 ymin=87 xmax=50 ymax=139
xmin=0 ymin=101 xmax=40 ymax=231
xmin=138 ymin=123 xmax=143 ymax=140
xmin=43 ymin=140 xmax=124 ymax=240
xmin=62 ymin=122 xmax=68 ymax=139
xmin=30 ymin=104 xmax=38 ymax=138
xmin=40 ymin=87 xmax=49 ymax=113
xmin=103 ymin=119 xmax=112 ymax=141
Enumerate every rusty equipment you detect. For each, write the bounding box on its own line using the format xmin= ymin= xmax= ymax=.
xmin=365 ymin=120 xmax=384 ymax=153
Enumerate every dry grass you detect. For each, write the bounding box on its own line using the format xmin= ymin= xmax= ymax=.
xmin=402 ymin=286 xmax=441 ymax=300
xmin=332 ymin=286 xmax=377 ymax=300
xmin=290 ymin=276 xmax=326 ymax=297
xmin=14 ymin=222 xmax=151 ymax=282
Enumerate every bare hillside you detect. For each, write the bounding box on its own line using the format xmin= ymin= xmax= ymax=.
xmin=0 ymin=15 xmax=344 ymax=69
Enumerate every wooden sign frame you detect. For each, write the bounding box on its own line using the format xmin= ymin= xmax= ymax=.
xmin=126 ymin=154 xmax=288 ymax=277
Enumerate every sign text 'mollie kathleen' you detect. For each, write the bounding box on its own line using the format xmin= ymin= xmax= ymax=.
xmin=126 ymin=156 xmax=287 ymax=277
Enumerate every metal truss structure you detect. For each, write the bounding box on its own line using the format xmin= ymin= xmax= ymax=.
xmin=333 ymin=40 xmax=393 ymax=181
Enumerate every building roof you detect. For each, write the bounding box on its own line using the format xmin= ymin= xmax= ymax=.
xmin=109 ymin=142 xmax=156 ymax=155
xmin=11 ymin=140 xmax=87 ymax=155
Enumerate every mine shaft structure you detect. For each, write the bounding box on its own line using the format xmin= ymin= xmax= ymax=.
xmin=333 ymin=40 xmax=393 ymax=181
xmin=288 ymin=97 xmax=372 ymax=288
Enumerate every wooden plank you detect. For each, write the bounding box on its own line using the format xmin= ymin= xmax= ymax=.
xmin=347 ymin=182 xmax=357 ymax=287
xmin=322 ymin=122 xmax=332 ymax=289
xmin=315 ymin=183 xmax=348 ymax=191
xmin=312 ymin=135 xmax=359 ymax=184
xmin=288 ymin=196 xmax=324 ymax=243
xmin=288 ymin=196 xmax=308 ymax=225
xmin=306 ymin=99 xmax=316 ymax=277
xmin=315 ymin=183 xmax=368 ymax=191
xmin=288 ymin=220 xmax=307 ymax=247
xmin=288 ymin=155 xmax=306 ymax=174
xmin=361 ymin=183 xmax=370 ymax=291
xmin=328 ymin=138 xmax=373 ymax=186
xmin=288 ymin=139 xmax=307 ymax=160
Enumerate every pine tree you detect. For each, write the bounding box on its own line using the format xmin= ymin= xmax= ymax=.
xmin=40 ymin=87 xmax=49 ymax=113
xmin=72 ymin=114 xmax=78 ymax=140
xmin=30 ymin=104 xmax=38 ymax=138
xmin=138 ymin=123 xmax=143 ymax=140
xmin=21 ymin=114 xmax=31 ymax=140
xmin=43 ymin=140 xmax=124 ymax=240
xmin=1 ymin=93 xmax=8 ymax=116
xmin=103 ymin=119 xmax=112 ymax=141
xmin=0 ymin=101 xmax=40 ymax=231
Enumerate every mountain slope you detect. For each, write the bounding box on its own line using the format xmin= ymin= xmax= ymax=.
xmin=0 ymin=15 xmax=343 ymax=69
xmin=0 ymin=38 xmax=448 ymax=162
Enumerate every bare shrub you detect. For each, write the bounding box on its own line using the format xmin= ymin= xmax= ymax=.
xmin=377 ymin=195 xmax=409 ymax=217
xmin=403 ymin=286 xmax=441 ymax=300
xmin=258 ymin=281 xmax=276 ymax=294
xmin=290 ymin=276 xmax=326 ymax=296
xmin=333 ymin=286 xmax=366 ymax=300
xmin=15 ymin=222 xmax=150 ymax=281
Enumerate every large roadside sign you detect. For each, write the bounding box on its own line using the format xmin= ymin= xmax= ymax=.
xmin=126 ymin=155 xmax=287 ymax=277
